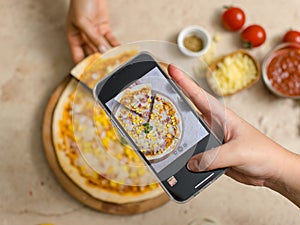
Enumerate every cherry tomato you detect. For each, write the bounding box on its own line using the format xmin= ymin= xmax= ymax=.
xmin=222 ymin=7 xmax=246 ymax=31
xmin=241 ymin=25 xmax=266 ymax=48
xmin=282 ymin=30 xmax=300 ymax=44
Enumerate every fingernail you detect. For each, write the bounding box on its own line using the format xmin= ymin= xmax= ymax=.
xmin=187 ymin=159 xmax=201 ymax=172
xmin=98 ymin=45 xmax=107 ymax=53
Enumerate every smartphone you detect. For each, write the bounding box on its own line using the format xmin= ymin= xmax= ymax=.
xmin=93 ymin=52 xmax=224 ymax=203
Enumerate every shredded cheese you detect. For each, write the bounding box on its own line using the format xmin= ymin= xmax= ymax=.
xmin=209 ymin=52 xmax=258 ymax=95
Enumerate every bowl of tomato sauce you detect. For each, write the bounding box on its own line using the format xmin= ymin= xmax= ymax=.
xmin=262 ymin=42 xmax=300 ymax=99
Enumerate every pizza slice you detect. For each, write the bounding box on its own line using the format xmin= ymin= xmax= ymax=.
xmin=147 ymin=93 xmax=181 ymax=156
xmin=114 ymin=84 xmax=153 ymax=118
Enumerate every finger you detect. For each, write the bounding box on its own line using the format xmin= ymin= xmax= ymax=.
xmin=98 ymin=36 xmax=109 ymax=53
xmin=225 ymin=169 xmax=248 ymax=183
xmin=66 ymin=31 xmax=85 ymax=63
xmin=168 ymin=64 xmax=225 ymax=123
xmin=187 ymin=142 xmax=241 ymax=172
xmin=167 ymin=64 xmax=210 ymax=115
xmin=81 ymin=33 xmax=99 ymax=52
xmin=75 ymin=19 xmax=108 ymax=53
xmin=71 ymin=45 xmax=85 ymax=63
xmin=83 ymin=44 xmax=94 ymax=56
xmin=225 ymin=169 xmax=264 ymax=186
xmin=104 ymin=31 xmax=121 ymax=47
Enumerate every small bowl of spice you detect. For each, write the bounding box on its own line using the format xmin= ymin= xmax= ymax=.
xmin=262 ymin=42 xmax=300 ymax=99
xmin=177 ymin=25 xmax=211 ymax=57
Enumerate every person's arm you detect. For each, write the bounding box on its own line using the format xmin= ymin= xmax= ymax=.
xmin=167 ymin=64 xmax=300 ymax=207
xmin=264 ymin=152 xmax=300 ymax=207
xmin=65 ymin=0 xmax=120 ymax=63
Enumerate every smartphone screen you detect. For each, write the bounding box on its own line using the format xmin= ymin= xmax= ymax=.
xmin=94 ymin=52 xmax=224 ymax=202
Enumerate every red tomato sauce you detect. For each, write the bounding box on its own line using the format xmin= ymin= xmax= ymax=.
xmin=267 ymin=48 xmax=300 ymax=96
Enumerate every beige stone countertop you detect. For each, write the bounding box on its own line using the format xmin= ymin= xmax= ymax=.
xmin=0 ymin=0 xmax=299 ymax=224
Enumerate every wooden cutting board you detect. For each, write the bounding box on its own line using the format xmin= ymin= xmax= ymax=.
xmin=42 ymin=57 xmax=169 ymax=214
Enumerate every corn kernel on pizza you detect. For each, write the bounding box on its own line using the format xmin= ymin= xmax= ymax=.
xmin=52 ymin=52 xmax=164 ymax=204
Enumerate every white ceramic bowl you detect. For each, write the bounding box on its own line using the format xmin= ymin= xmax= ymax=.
xmin=177 ymin=25 xmax=211 ymax=57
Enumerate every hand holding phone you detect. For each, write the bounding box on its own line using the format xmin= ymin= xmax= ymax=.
xmin=94 ymin=52 xmax=225 ymax=202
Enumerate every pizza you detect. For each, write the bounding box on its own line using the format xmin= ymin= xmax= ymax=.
xmin=114 ymin=84 xmax=152 ymax=118
xmin=52 ymin=51 xmax=166 ymax=204
xmin=114 ymin=85 xmax=182 ymax=163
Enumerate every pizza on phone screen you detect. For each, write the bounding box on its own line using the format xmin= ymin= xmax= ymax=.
xmin=114 ymin=84 xmax=182 ymax=163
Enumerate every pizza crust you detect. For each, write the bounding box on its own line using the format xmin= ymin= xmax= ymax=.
xmin=70 ymin=53 xmax=102 ymax=79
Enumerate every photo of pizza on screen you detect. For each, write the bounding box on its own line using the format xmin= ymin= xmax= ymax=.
xmin=106 ymin=67 xmax=208 ymax=174
xmin=114 ymin=83 xmax=182 ymax=163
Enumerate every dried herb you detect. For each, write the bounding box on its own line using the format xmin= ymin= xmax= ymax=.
xmin=143 ymin=122 xmax=153 ymax=134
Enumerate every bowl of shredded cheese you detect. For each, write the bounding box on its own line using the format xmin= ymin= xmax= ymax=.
xmin=177 ymin=25 xmax=211 ymax=57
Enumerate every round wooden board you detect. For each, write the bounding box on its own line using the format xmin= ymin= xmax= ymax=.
xmin=42 ymin=76 xmax=169 ymax=215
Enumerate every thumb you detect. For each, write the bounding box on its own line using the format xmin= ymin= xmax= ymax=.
xmin=187 ymin=142 xmax=238 ymax=172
